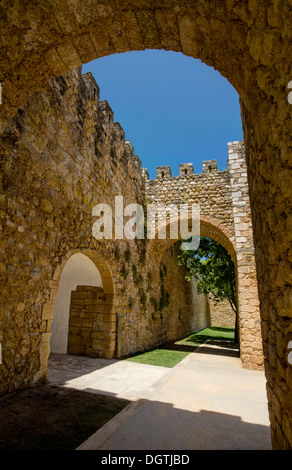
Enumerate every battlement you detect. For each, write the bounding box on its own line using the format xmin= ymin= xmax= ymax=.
xmin=99 ymin=99 xmax=114 ymax=122
xmin=81 ymin=71 xmax=142 ymax=170
xmin=82 ymin=71 xmax=100 ymax=101
xmin=203 ymin=160 xmax=218 ymax=173
xmin=144 ymin=159 xmax=220 ymax=181
xmin=143 ymin=141 xmax=244 ymax=182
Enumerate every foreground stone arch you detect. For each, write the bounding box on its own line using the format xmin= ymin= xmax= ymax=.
xmin=1 ymin=1 xmax=290 ymax=131
xmin=38 ymin=249 xmax=116 ymax=383
xmin=0 ymin=0 xmax=291 ymax=449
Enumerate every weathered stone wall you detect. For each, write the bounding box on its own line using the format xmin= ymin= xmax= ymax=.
xmin=67 ymin=285 xmax=115 ymax=358
xmin=145 ymin=146 xmax=263 ymax=369
xmin=0 ymin=67 xmax=210 ymax=396
xmin=241 ymin=97 xmax=292 ymax=449
xmin=0 ymin=66 xmax=149 ymax=393
xmin=210 ymin=299 xmax=235 ymax=330
xmin=146 ymin=161 xmax=234 ymax=235
xmin=0 ymin=0 xmax=291 ymax=450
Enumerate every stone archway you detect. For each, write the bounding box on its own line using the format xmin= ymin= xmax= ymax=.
xmin=146 ymin=212 xmax=262 ymax=370
xmin=0 ymin=0 xmax=291 ymax=449
xmin=50 ymin=252 xmax=103 ymax=354
xmin=37 ymin=249 xmax=116 ymax=384
xmin=1 ymin=1 xmax=289 ymax=133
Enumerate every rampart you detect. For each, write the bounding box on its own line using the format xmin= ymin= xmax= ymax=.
xmin=0 ymin=67 xmax=262 ymax=400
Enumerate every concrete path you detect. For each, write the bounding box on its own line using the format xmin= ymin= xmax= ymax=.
xmin=48 ymin=344 xmax=272 ymax=450
xmin=48 ymin=353 xmax=171 ymax=401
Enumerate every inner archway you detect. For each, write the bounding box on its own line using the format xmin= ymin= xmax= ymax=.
xmin=38 ymin=249 xmax=116 ymax=383
xmin=50 ymin=253 xmax=102 ymax=354
xmin=146 ymin=211 xmax=261 ymax=369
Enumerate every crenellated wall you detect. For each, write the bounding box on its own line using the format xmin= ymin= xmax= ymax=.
xmin=0 ymin=67 xmax=210 ymax=396
xmin=144 ymin=142 xmax=263 ymax=369
xmin=0 ymin=65 xmax=263 ymax=401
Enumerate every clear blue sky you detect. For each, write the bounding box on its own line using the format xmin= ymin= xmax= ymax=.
xmin=82 ymin=50 xmax=243 ymax=180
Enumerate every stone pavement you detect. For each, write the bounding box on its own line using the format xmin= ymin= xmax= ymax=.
xmin=48 ymin=353 xmax=171 ymax=401
xmin=48 ymin=344 xmax=272 ymax=450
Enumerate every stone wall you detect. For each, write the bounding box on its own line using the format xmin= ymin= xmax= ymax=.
xmin=145 ymin=146 xmax=263 ymax=369
xmin=210 ymin=299 xmax=235 ymax=330
xmin=0 ymin=66 xmax=147 ymax=393
xmin=0 ymin=67 xmax=210 ymax=396
xmin=67 ymin=285 xmax=116 ymax=358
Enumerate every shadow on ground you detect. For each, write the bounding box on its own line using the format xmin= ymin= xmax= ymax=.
xmin=0 ymin=385 xmax=130 ymax=450
xmin=83 ymin=399 xmax=271 ymax=450
xmin=0 ymin=327 xmax=263 ymax=450
xmin=0 ymin=383 xmax=271 ymax=451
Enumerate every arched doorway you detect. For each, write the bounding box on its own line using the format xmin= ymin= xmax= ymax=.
xmin=50 ymin=253 xmax=102 ymax=354
xmin=146 ymin=213 xmax=262 ymax=369
xmin=0 ymin=1 xmax=291 ymax=449
xmin=38 ymin=249 xmax=116 ymax=383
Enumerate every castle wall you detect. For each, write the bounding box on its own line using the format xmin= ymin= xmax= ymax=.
xmin=145 ymin=144 xmax=263 ymax=369
xmin=0 ymin=65 xmax=263 ymax=399
xmin=210 ymin=299 xmax=235 ymax=330
xmin=0 ymin=68 xmax=210 ymax=395
xmin=145 ymin=160 xmax=234 ymax=235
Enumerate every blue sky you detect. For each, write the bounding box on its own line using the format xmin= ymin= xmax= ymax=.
xmin=82 ymin=50 xmax=243 ymax=180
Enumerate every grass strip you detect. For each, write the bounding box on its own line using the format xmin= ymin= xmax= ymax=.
xmin=126 ymin=326 xmax=236 ymax=368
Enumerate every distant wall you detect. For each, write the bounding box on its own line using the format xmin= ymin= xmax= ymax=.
xmin=209 ymin=298 xmax=235 ymax=329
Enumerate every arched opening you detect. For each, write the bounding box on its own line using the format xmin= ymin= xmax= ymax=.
xmin=0 ymin=1 xmax=290 ymax=449
xmin=50 ymin=253 xmax=102 ymax=354
xmin=38 ymin=249 xmax=116 ymax=383
xmin=158 ymin=239 xmax=212 ymax=344
xmin=146 ymin=213 xmax=258 ymax=365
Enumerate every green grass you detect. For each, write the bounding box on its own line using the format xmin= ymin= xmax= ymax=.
xmin=126 ymin=326 xmax=235 ymax=368
xmin=126 ymin=347 xmax=190 ymax=368
xmin=177 ymin=326 xmax=235 ymax=347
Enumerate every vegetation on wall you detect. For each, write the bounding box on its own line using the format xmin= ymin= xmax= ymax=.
xmin=159 ymin=264 xmax=170 ymax=312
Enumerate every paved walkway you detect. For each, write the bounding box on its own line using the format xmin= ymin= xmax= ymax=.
xmin=48 ymin=343 xmax=272 ymax=450
xmin=48 ymin=353 xmax=171 ymax=401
